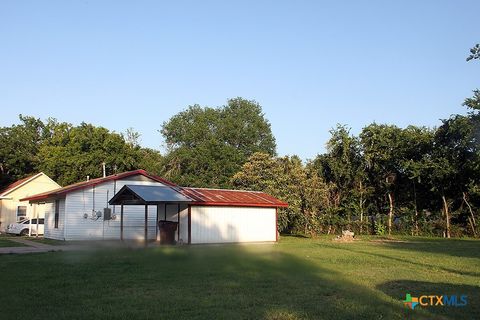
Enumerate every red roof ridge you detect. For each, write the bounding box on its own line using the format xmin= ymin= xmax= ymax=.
xmin=180 ymin=186 xmax=265 ymax=193
xmin=0 ymin=172 xmax=44 ymax=196
xmin=179 ymin=186 xmax=288 ymax=208
xmin=20 ymin=170 xmax=176 ymax=202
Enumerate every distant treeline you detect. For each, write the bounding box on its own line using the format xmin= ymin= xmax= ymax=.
xmin=1 ymin=46 xmax=479 ymax=238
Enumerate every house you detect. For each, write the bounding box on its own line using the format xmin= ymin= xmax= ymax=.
xmin=21 ymin=170 xmax=287 ymax=244
xmin=0 ymin=173 xmax=61 ymax=232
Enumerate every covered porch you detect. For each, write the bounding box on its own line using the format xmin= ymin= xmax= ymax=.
xmin=108 ymin=185 xmax=192 ymax=245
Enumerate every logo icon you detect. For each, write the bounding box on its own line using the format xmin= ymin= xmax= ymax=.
xmin=403 ymin=293 xmax=467 ymax=309
xmin=403 ymin=294 xmax=419 ymax=310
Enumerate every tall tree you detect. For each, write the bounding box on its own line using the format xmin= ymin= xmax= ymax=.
xmin=38 ymin=121 xmax=140 ymax=185
xmin=464 ymin=44 xmax=480 ymax=110
xmin=0 ymin=115 xmax=46 ymax=186
xmin=311 ymin=125 xmax=368 ymax=232
xmin=161 ymin=98 xmax=276 ymax=188
xmin=360 ymin=124 xmax=405 ymax=235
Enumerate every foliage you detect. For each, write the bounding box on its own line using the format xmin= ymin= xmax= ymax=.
xmin=374 ymin=223 xmax=386 ymax=236
xmin=466 ymin=43 xmax=480 ymax=62
xmin=0 ymin=117 xmax=164 ymax=186
xmin=161 ymin=98 xmax=276 ymax=188
xmin=1 ymin=87 xmax=480 ymax=238
xmin=0 ymin=115 xmax=46 ymax=186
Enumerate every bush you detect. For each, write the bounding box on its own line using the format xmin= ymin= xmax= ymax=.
xmin=375 ymin=223 xmax=386 ymax=236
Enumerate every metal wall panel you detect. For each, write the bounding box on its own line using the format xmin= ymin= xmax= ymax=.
xmin=191 ymin=206 xmax=276 ymax=244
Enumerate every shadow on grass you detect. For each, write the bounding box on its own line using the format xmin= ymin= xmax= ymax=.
xmin=324 ymin=243 xmax=480 ymax=278
xmin=0 ymin=243 xmax=439 ymax=320
xmin=375 ymin=237 xmax=480 ymax=259
xmin=377 ymin=280 xmax=479 ymax=320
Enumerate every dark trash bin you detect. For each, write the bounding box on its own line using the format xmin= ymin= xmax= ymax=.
xmin=158 ymin=220 xmax=178 ymax=245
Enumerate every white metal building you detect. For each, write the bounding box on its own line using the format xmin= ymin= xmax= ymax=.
xmin=22 ymin=170 xmax=288 ymax=244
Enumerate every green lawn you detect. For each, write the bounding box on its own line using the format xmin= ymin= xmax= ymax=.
xmin=25 ymin=237 xmax=66 ymax=246
xmin=0 ymin=236 xmax=478 ymax=319
xmin=0 ymin=235 xmax=26 ymax=247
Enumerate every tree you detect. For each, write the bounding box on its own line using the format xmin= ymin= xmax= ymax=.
xmin=232 ymin=152 xmax=332 ymax=235
xmin=464 ymin=44 xmax=480 ymax=110
xmin=310 ymin=125 xmax=369 ymax=233
xmin=38 ymin=121 xmax=140 ymax=185
xmin=400 ymin=126 xmax=435 ymax=235
xmin=232 ymin=153 xmax=302 ymax=232
xmin=161 ymin=98 xmax=276 ymax=188
xmin=466 ymin=43 xmax=480 ymax=62
xmin=0 ymin=115 xmax=47 ymax=186
xmin=360 ymin=124 xmax=405 ymax=235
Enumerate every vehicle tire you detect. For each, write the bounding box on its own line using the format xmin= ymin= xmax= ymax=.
xmin=20 ymin=229 xmax=29 ymax=236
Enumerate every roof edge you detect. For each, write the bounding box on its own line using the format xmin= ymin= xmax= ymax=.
xmin=190 ymin=202 xmax=288 ymax=208
xmin=21 ymin=170 xmax=176 ymax=202
xmin=0 ymin=173 xmax=44 ymax=196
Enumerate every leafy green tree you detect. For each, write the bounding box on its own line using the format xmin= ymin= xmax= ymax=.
xmin=464 ymin=44 xmax=480 ymax=110
xmin=360 ymin=124 xmax=405 ymax=235
xmin=38 ymin=121 xmax=139 ymax=185
xmin=400 ymin=126 xmax=435 ymax=235
xmin=430 ymin=115 xmax=479 ymax=237
xmin=466 ymin=43 xmax=480 ymax=61
xmin=313 ymin=125 xmax=367 ymax=231
xmin=161 ymin=98 xmax=276 ymax=188
xmin=232 ymin=153 xmax=302 ymax=232
xmin=0 ymin=115 xmax=46 ymax=185
xmin=232 ymin=152 xmax=332 ymax=235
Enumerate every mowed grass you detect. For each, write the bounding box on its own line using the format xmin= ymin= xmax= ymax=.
xmin=0 ymin=236 xmax=478 ymax=320
xmin=0 ymin=235 xmax=26 ymax=247
xmin=25 ymin=237 xmax=66 ymax=246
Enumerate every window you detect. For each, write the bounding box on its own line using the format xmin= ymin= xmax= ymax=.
xmin=17 ymin=206 xmax=27 ymax=221
xmin=54 ymin=200 xmax=59 ymax=229
xmin=31 ymin=219 xmax=37 ymax=224
xmin=39 ymin=218 xmax=44 ymax=224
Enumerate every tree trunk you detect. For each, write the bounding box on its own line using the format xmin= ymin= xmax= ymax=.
xmin=442 ymin=195 xmax=451 ymax=238
xmin=413 ymin=181 xmax=419 ymax=236
xmin=359 ymin=181 xmax=364 ymax=235
xmin=387 ymin=192 xmax=394 ymax=235
xmin=463 ymin=192 xmax=477 ymax=237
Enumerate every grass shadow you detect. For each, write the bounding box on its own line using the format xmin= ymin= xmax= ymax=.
xmin=375 ymin=237 xmax=480 ymax=259
xmin=322 ymin=241 xmax=480 ymax=278
xmin=0 ymin=243 xmax=435 ymax=320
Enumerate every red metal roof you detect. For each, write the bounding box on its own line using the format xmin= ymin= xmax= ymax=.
xmin=180 ymin=187 xmax=288 ymax=208
xmin=0 ymin=173 xmax=42 ymax=196
xmin=20 ymin=169 xmax=288 ymax=208
xmin=21 ymin=170 xmax=176 ymax=202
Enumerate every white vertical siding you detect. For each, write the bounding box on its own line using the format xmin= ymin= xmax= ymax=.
xmin=52 ymin=175 xmax=165 ymax=241
xmin=190 ymin=206 xmax=276 ymax=244
xmin=179 ymin=204 xmax=188 ymax=244
xmin=44 ymin=200 xmax=65 ymax=240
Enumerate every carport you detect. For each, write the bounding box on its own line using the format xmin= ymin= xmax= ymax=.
xmin=108 ymin=185 xmax=192 ymax=245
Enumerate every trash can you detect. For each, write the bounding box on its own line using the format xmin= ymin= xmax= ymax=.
xmin=158 ymin=220 xmax=178 ymax=245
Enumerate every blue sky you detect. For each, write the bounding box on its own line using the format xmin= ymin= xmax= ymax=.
xmin=0 ymin=0 xmax=478 ymax=160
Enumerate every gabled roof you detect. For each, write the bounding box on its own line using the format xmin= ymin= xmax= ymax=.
xmin=20 ymin=169 xmax=288 ymax=208
xmin=0 ymin=173 xmax=50 ymax=197
xmin=109 ymin=185 xmax=193 ymax=205
xmin=109 ymin=185 xmax=288 ymax=208
xmin=21 ymin=170 xmax=176 ymax=202
xmin=180 ymin=187 xmax=288 ymax=208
